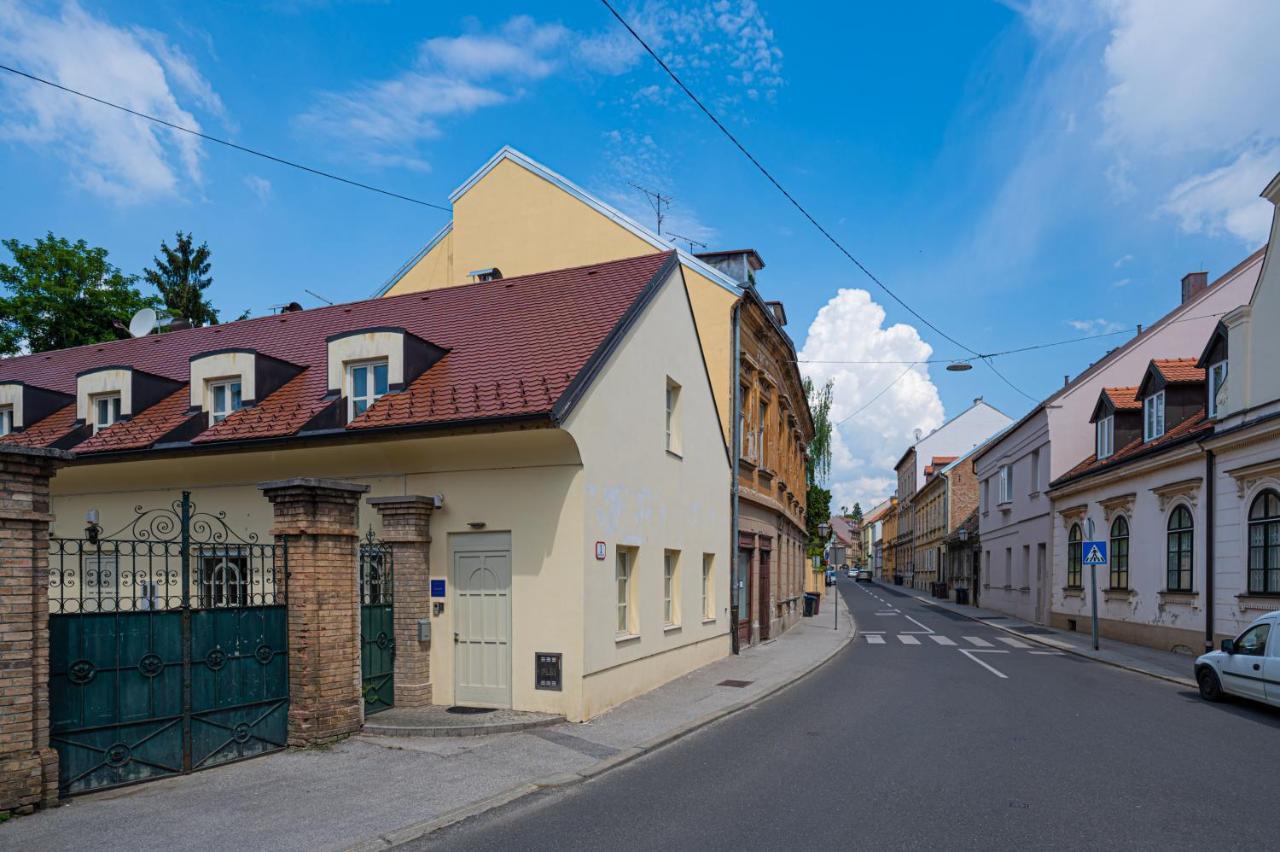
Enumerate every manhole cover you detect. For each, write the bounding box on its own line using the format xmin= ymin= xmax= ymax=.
xmin=717 ymin=679 xmax=753 ymax=688
xmin=446 ymin=706 xmax=497 ymax=715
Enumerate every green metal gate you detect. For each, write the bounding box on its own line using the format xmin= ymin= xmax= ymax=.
xmin=359 ymin=529 xmax=394 ymax=714
xmin=48 ymin=493 xmax=288 ymax=796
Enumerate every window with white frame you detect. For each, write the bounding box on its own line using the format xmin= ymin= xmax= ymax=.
xmin=664 ymin=550 xmax=680 ymax=627
xmin=615 ymin=549 xmax=634 ymax=636
xmin=347 ymin=359 xmax=389 ymax=419
xmin=1144 ymin=391 xmax=1165 ymax=441
xmin=757 ymin=400 xmax=768 ymax=468
xmin=998 ymin=464 xmax=1013 ymax=504
xmin=1096 ymin=416 xmax=1114 ymax=459
xmin=91 ymin=393 xmax=121 ymax=433
xmin=1207 ymin=360 xmax=1228 ymax=418
xmin=665 ymin=377 xmax=682 ymax=455
xmin=1029 ymin=449 xmax=1041 ymax=493
xmin=0 ymin=406 xmax=12 ymax=437
xmin=208 ymin=379 xmax=243 ymax=424
xmin=701 ymin=554 xmax=714 ymax=620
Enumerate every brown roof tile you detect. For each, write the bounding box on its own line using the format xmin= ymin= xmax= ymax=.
xmin=0 ymin=404 xmax=79 ymax=449
xmin=1104 ymin=387 xmax=1141 ymax=411
xmin=1152 ymin=358 xmax=1205 ymax=384
xmin=1058 ymin=408 xmax=1211 ymax=483
xmin=75 ymin=388 xmax=195 ymax=454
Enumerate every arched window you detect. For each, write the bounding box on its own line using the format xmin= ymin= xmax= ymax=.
xmin=1067 ymin=523 xmax=1083 ymax=588
xmin=1109 ymin=516 xmax=1130 ymax=590
xmin=1247 ymin=489 xmax=1280 ymax=595
xmin=1166 ymin=506 xmax=1194 ymax=592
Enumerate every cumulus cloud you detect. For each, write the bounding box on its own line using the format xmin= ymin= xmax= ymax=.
xmin=244 ymin=174 xmax=272 ymax=201
xmin=1161 ymin=147 xmax=1279 ymax=246
xmin=798 ymin=289 xmax=944 ymax=511
xmin=0 ymin=1 xmax=219 ymax=202
xmin=1067 ymin=318 xmax=1127 ymax=334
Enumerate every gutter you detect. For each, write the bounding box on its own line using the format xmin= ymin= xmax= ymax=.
xmin=1205 ymin=447 xmax=1215 ymax=653
xmin=730 ymin=298 xmax=743 ymax=655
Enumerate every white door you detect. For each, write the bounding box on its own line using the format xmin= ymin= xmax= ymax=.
xmin=1222 ymin=621 xmax=1270 ymax=701
xmin=453 ymin=533 xmax=512 ymax=708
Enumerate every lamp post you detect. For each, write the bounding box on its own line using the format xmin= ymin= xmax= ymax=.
xmin=818 ymin=521 xmax=834 ymax=630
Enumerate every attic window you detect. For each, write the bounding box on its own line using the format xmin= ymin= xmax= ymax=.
xmin=348 ymin=360 xmax=389 ymax=418
xmin=468 ymin=267 xmax=503 ymax=282
xmin=0 ymin=406 xmax=12 ymax=436
xmin=209 ymin=379 xmax=243 ymax=424
xmin=92 ymin=393 xmax=121 ymax=434
xmin=1143 ymin=391 xmax=1165 ymax=441
xmin=1096 ymin=416 xmax=1114 ymax=459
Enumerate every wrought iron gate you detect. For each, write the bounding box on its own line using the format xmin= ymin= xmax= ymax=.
xmin=48 ymin=493 xmax=288 ymax=796
xmin=359 ymin=529 xmax=394 ymax=714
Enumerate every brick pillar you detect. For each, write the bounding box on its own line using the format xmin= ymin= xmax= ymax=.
xmin=367 ymin=496 xmax=435 ymax=707
xmin=0 ymin=446 xmax=71 ymax=815
xmin=259 ymin=477 xmax=369 ymax=746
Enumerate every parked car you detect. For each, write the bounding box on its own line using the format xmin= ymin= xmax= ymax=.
xmin=825 ymin=569 xmax=837 ymax=586
xmin=1194 ymin=611 xmax=1280 ymax=707
xmin=854 ymin=567 xmax=873 ymax=582
xmin=847 ymin=567 xmax=857 ymax=578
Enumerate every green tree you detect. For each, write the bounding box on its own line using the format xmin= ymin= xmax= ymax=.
xmin=144 ymin=231 xmax=218 ymax=326
xmin=849 ymin=502 xmax=863 ymax=525
xmin=0 ymin=233 xmax=155 ymax=356
xmin=803 ymin=376 xmax=836 ymax=557
xmin=806 ymin=484 xmax=832 ymax=558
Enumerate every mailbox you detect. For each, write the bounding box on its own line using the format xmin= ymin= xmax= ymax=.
xmin=535 ymin=652 xmax=562 ymax=691
xmin=417 ymin=619 xmax=431 ymax=642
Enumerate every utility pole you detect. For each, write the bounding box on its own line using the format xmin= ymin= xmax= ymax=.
xmin=630 ymin=182 xmax=671 ymax=235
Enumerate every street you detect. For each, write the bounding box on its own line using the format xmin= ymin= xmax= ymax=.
xmin=417 ymin=578 xmax=1280 ymax=851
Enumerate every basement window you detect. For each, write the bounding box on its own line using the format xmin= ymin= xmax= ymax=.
xmin=347 ymin=359 xmax=389 ymax=419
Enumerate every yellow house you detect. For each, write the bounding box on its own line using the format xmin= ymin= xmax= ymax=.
xmin=379 ymin=147 xmax=814 ymax=644
xmin=2 ymin=252 xmax=730 ymax=723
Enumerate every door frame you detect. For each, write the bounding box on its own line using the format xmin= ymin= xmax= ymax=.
xmin=449 ymin=531 xmax=513 ymax=709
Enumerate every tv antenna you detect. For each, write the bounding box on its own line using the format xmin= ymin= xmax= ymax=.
xmin=666 ymin=231 xmax=706 ymax=253
xmin=629 ymin=182 xmax=670 ymax=235
xmin=304 ymin=288 xmax=334 ymax=306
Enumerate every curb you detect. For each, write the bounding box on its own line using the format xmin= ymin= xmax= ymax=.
xmin=345 ymin=597 xmax=857 ymax=850
xmin=905 ymin=587 xmax=1197 ymax=689
xmin=362 ymin=715 xmax=564 ymax=739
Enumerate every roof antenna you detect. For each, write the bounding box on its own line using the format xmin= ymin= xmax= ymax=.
xmin=666 ymin=231 xmax=706 ymax=253
xmin=630 ymin=182 xmax=670 ymax=235
xmin=304 ymin=289 xmax=334 ymax=306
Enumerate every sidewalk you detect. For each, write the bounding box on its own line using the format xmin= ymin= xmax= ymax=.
xmin=0 ymin=595 xmax=853 ymax=852
xmin=891 ymin=584 xmax=1196 ymax=686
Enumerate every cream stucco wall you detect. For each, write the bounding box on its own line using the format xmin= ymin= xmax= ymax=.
xmin=0 ymin=383 xmax=23 ymax=429
xmin=189 ymin=351 xmax=257 ymax=408
xmin=562 ymin=265 xmax=731 ymax=718
xmin=76 ymin=368 xmax=132 ymax=421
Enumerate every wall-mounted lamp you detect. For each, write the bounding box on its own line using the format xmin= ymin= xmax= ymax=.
xmin=85 ymin=508 xmax=101 ymax=545
xmin=467 ymin=521 xmax=486 ymax=530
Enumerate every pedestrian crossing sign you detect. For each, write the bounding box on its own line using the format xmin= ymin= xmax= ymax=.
xmin=1083 ymin=541 xmax=1108 ymax=565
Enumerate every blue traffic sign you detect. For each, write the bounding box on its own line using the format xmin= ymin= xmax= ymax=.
xmin=1082 ymin=541 xmax=1108 ymax=565
xmin=430 ymin=579 xmax=446 ymax=597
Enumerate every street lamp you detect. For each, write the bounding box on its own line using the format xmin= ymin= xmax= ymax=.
xmin=817 ymin=522 xmax=835 ymax=631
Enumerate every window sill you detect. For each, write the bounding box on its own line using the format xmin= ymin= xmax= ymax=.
xmin=1235 ymin=594 xmax=1280 ymax=611
xmin=1104 ymin=589 xmax=1135 ymax=601
xmin=663 ymin=624 xmax=682 ymax=635
xmin=666 ymin=449 xmax=683 ymax=461
xmin=1062 ymin=587 xmax=1084 ymax=598
xmin=1028 ymin=490 xmax=1041 ymax=499
xmin=702 ymin=617 xmax=717 ymax=625
xmin=1158 ymin=591 xmax=1198 ymax=606
xmin=615 ymin=632 xmax=641 ymax=645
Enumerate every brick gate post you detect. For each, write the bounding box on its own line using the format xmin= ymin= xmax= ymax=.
xmin=367 ymin=496 xmax=435 ymax=707
xmin=0 ymin=446 xmax=72 ymax=816
xmin=259 ymin=477 xmax=370 ymax=746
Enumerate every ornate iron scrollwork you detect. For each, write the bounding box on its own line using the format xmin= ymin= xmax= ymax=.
xmin=100 ymin=498 xmax=260 ymax=544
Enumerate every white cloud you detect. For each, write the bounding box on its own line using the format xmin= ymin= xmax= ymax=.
xmin=1113 ymin=253 xmax=1133 ymax=268
xmin=0 ymin=1 xmax=220 ymax=202
xmin=244 ymin=174 xmax=272 ymax=201
xmin=1112 ymin=277 xmax=1131 ymax=288
xmin=1067 ymin=318 xmax=1127 ymax=334
xmin=1161 ymin=147 xmax=1279 ymax=246
xmin=598 ymin=128 xmax=717 ymax=245
xmin=798 ymin=289 xmax=944 ymax=510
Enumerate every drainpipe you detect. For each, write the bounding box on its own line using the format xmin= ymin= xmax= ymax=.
xmin=1205 ymin=447 xmax=1215 ymax=653
xmin=730 ymin=299 xmax=743 ymax=654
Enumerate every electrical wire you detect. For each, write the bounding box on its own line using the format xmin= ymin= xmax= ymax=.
xmin=835 ymin=365 xmax=916 ymax=426
xmin=0 ymin=62 xmax=452 ymax=212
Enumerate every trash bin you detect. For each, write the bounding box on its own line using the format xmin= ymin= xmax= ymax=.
xmin=893 ymin=575 xmax=904 ymax=586
xmin=803 ymin=592 xmax=818 ymax=617
xmin=955 ymin=588 xmax=969 ymax=606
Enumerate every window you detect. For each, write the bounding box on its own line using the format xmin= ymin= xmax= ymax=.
xmin=702 ymin=554 xmax=714 ymax=620
xmin=757 ymin=401 xmax=768 ymax=468
xmin=1144 ymin=391 xmax=1166 ymax=441
xmin=1207 ymin=360 xmax=1228 ymax=418
xmin=1109 ymin=516 xmax=1129 ymax=590
xmin=1004 ymin=547 xmax=1012 ymax=588
xmin=615 ymin=549 xmax=634 ymax=636
xmin=998 ymin=464 xmax=1013 ymax=504
xmin=1029 ymin=449 xmax=1041 ymax=493
xmin=1067 ymin=523 xmax=1083 ymax=588
xmin=1234 ymin=622 xmax=1270 ymax=656
xmin=0 ymin=405 xmax=12 ymax=436
xmin=665 ymin=378 xmax=682 ymax=455
xmin=663 ymin=550 xmax=680 ymax=626
xmin=347 ymin=359 xmax=389 ymax=419
xmin=1166 ymin=505 xmax=1193 ymax=592
xmin=981 ymin=479 xmax=989 ymax=513
xmin=199 ymin=553 xmax=249 ymax=608
xmin=91 ymin=393 xmax=121 ymax=433
xmin=1247 ymin=490 xmax=1280 ymax=595
xmin=1096 ymin=416 xmax=1114 ymax=459
xmin=208 ymin=379 xmax=243 ymax=424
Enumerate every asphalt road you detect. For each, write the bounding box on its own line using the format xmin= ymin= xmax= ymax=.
xmin=416 ymin=578 xmax=1280 ymax=851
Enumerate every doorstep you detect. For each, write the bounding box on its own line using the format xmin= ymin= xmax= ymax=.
xmin=363 ymin=706 xmax=563 ymax=738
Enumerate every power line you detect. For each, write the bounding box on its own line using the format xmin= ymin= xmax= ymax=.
xmin=0 ymin=62 xmax=452 ymax=212
xmin=836 ymin=365 xmax=916 ymax=426
xmin=600 ymin=0 xmax=985 ymax=362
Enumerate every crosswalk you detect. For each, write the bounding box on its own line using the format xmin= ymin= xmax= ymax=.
xmin=860 ymin=631 xmax=1061 ymax=653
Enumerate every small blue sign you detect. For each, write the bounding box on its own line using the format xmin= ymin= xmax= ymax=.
xmin=430 ymin=579 xmax=446 ymax=598
xmin=1082 ymin=541 xmax=1108 ymax=565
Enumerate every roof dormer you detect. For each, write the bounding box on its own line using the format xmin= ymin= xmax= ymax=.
xmin=0 ymin=380 xmax=74 ymax=436
xmin=1135 ymin=359 xmax=1205 ymax=442
xmin=75 ymin=366 xmax=183 ymax=433
xmin=324 ymin=327 xmax=446 ymax=422
xmin=189 ymin=348 xmax=302 ymax=424
xmin=1195 ymin=322 xmax=1230 ymax=419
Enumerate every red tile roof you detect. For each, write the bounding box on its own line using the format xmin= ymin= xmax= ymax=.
xmin=1057 ymin=408 xmax=1211 ymax=484
xmin=0 ymin=252 xmax=675 ymax=455
xmin=1104 ymin=387 xmax=1141 ymax=411
xmin=1152 ymin=358 xmax=1205 ymax=384
xmin=0 ymin=404 xmax=79 ymax=449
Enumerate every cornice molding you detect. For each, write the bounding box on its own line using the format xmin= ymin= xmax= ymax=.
xmin=1099 ymin=492 xmax=1136 ymax=524
xmin=1224 ymin=458 xmax=1280 ymax=499
xmin=1150 ymin=476 xmax=1203 ymax=512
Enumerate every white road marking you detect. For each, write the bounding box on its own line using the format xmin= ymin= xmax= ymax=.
xmin=959 ymin=648 xmax=1009 ymax=679
xmin=865 ymin=634 xmax=885 ymax=644
xmin=929 ymin=635 xmax=956 ymax=646
xmin=963 ymin=636 xmax=993 ymax=647
xmin=903 ymin=615 xmax=934 ymax=634
xmin=1029 ymin=650 xmax=1064 ymax=656
xmin=876 ymin=612 xmax=900 ymax=616
xmin=898 ymin=635 xmax=921 ymax=645
xmin=860 ymin=630 xmax=886 ymax=634
xmin=997 ymin=637 xmax=1032 ymax=649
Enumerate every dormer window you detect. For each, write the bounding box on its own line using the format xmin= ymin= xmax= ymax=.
xmin=0 ymin=406 xmax=12 ymax=436
xmin=1096 ymin=415 xmax=1114 ymax=459
xmin=92 ymin=393 xmax=121 ymax=433
xmin=1207 ymin=360 xmax=1227 ymax=418
xmin=1144 ymin=391 xmax=1165 ymax=441
xmin=347 ymin=359 xmax=389 ymax=418
xmin=208 ymin=379 xmax=243 ymax=424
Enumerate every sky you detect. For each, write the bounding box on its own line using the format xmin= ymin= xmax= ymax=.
xmin=3 ymin=0 xmax=1279 ymax=511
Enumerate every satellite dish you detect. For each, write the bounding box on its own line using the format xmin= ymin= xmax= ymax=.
xmin=128 ymin=308 xmax=157 ymax=338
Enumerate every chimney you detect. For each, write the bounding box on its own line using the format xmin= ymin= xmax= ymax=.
xmin=766 ymin=300 xmax=787 ymax=326
xmin=1181 ymin=271 xmax=1208 ymax=303
xmin=694 ymin=249 xmax=764 ymax=287
xmin=973 ymin=397 xmax=983 ymax=406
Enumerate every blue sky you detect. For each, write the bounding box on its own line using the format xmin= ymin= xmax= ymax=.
xmin=3 ymin=1 xmax=1278 ymax=508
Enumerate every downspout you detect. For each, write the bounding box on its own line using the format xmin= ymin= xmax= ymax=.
xmin=1204 ymin=447 xmax=1215 ymax=653
xmin=730 ymin=299 xmax=743 ymax=655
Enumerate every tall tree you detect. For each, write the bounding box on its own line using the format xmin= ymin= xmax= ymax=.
xmin=850 ymin=502 xmax=863 ymax=525
xmin=804 ymin=376 xmax=835 ymax=556
xmin=144 ymin=231 xmax=218 ymax=326
xmin=0 ymin=233 xmax=154 ymax=356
